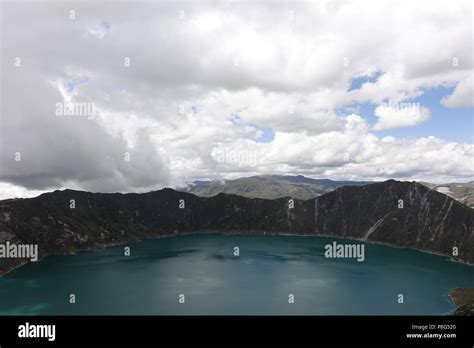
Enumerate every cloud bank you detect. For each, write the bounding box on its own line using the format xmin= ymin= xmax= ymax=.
xmin=0 ymin=0 xmax=472 ymax=199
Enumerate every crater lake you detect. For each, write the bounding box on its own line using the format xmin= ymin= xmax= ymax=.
xmin=0 ymin=234 xmax=473 ymax=315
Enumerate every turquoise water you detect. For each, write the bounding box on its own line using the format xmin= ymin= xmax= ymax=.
xmin=0 ymin=234 xmax=473 ymax=315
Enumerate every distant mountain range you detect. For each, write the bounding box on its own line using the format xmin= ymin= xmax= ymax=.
xmin=180 ymin=175 xmax=474 ymax=208
xmin=420 ymin=181 xmax=474 ymax=209
xmin=1 ymin=180 xmax=472 ymax=277
xmin=180 ymin=175 xmax=371 ymax=200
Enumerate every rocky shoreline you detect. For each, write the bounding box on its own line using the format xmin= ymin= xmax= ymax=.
xmin=449 ymin=287 xmax=474 ymax=315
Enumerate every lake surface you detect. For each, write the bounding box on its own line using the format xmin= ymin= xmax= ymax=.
xmin=0 ymin=234 xmax=473 ymax=315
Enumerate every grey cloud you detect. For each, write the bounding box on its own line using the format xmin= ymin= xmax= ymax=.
xmin=0 ymin=48 xmax=169 ymax=193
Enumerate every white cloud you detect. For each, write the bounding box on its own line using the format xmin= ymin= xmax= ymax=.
xmin=207 ymin=118 xmax=473 ymax=183
xmin=88 ymin=20 xmax=111 ymax=39
xmin=373 ymin=102 xmax=431 ymax=130
xmin=441 ymin=74 xmax=474 ymax=108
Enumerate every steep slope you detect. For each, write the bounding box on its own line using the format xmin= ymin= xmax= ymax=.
xmin=314 ymin=181 xmax=473 ymax=261
xmin=0 ymin=180 xmax=472 ymax=275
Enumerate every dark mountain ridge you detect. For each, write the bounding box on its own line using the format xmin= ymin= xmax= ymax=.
xmin=0 ymin=180 xmax=473 ymax=276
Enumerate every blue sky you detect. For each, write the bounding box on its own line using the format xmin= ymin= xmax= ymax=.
xmin=351 ymin=86 xmax=473 ymax=142
xmin=253 ymin=81 xmax=472 ymax=144
xmin=255 ymin=126 xmax=275 ymax=143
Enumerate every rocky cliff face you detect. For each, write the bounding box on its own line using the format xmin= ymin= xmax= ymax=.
xmin=314 ymin=180 xmax=473 ymax=262
xmin=0 ymin=180 xmax=472 ymax=275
